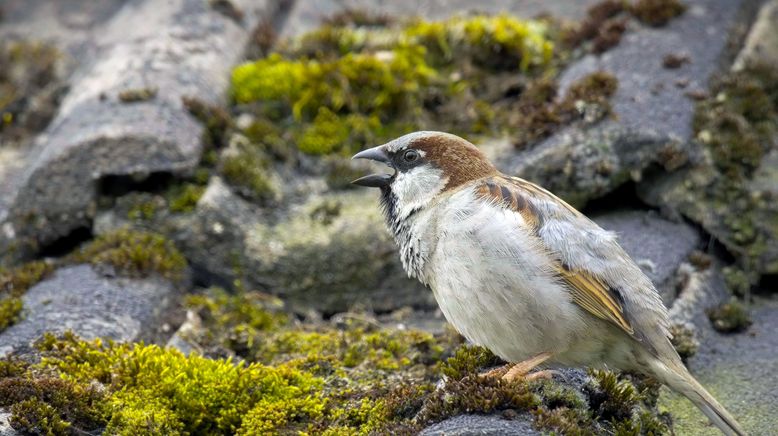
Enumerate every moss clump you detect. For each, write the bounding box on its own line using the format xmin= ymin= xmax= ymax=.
xmin=585 ymin=369 xmax=669 ymax=434
xmin=0 ymin=260 xmax=54 ymax=333
xmin=707 ymin=299 xmax=752 ymax=333
xmin=630 ymin=0 xmax=686 ymax=27
xmin=0 ymin=373 xmax=107 ymax=435
xmin=117 ymin=87 xmax=157 ymax=103
xmin=219 ymin=137 xmax=278 ymax=202
xmin=231 ymin=14 xmax=558 ymax=157
xmin=668 ymin=323 xmax=699 ymax=361
xmin=33 ymin=332 xmax=324 ymax=435
xmin=0 ymin=297 xmax=22 ymax=333
xmin=514 ymin=71 xmax=619 ymax=147
xmin=439 ymin=344 xmax=501 ymax=380
xmin=564 ymin=1 xmax=628 ymax=52
xmin=69 ymin=228 xmax=186 ymax=282
xmin=167 ymin=183 xmax=206 ymax=213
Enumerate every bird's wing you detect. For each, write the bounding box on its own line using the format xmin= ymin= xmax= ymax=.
xmin=474 ymin=175 xmax=670 ymax=340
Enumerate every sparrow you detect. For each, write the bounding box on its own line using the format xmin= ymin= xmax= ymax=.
xmin=352 ymin=131 xmax=745 ymax=436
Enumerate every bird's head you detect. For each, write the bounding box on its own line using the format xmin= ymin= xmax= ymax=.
xmin=351 ymin=131 xmax=496 ymax=220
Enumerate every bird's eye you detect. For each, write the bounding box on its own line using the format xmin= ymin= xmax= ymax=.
xmin=403 ymin=149 xmax=419 ymax=163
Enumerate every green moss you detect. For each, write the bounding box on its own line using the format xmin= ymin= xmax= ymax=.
xmin=0 ymin=41 xmax=64 ymax=141
xmin=439 ymin=344 xmax=501 ymax=380
xmin=230 ymin=14 xmax=558 ymax=158
xmin=707 ymin=299 xmax=752 ymax=333
xmin=0 ymin=260 xmax=55 ymax=333
xmin=69 ymin=228 xmax=186 ymax=282
xmin=118 ymin=87 xmax=157 ymax=103
xmin=0 ymin=297 xmax=22 ymax=333
xmin=127 ymin=197 xmax=160 ymax=221
xmin=220 ymin=143 xmax=277 ymax=202
xmin=668 ymin=323 xmax=699 ymax=360
xmin=167 ymin=183 xmax=206 ymax=213
xmin=630 ymin=0 xmax=686 ymax=27
xmin=0 ymin=375 xmax=107 ymax=434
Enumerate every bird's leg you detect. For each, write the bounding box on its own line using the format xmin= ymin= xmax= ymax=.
xmin=479 ymin=363 xmax=513 ymax=379
xmin=502 ymin=352 xmax=554 ymax=383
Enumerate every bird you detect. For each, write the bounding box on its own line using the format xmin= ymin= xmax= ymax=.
xmin=351 ymin=131 xmax=746 ymax=436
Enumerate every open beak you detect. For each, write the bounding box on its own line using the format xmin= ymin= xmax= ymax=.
xmin=351 ymin=145 xmax=394 ymax=188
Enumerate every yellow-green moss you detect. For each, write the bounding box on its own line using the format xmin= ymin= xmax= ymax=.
xmin=0 ymin=260 xmax=55 ymax=333
xmin=219 ymin=141 xmax=277 ymax=201
xmin=69 ymin=228 xmax=186 ymax=282
xmin=167 ymin=183 xmax=206 ymax=213
xmin=230 ymin=14 xmax=559 ymax=157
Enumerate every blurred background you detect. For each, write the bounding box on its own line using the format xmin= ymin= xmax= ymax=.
xmin=0 ymin=0 xmax=776 ymax=434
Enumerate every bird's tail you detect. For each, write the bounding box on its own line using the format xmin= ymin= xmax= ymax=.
xmin=649 ymin=358 xmax=747 ymax=436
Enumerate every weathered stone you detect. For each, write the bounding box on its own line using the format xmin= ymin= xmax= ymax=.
xmin=421 ymin=413 xmax=541 ymax=436
xmin=659 ymin=296 xmax=778 ymax=435
xmin=159 ymin=178 xmax=434 ymax=314
xmin=0 ymin=410 xmax=15 ymax=436
xmin=733 ymin=0 xmax=778 ymax=71
xmin=593 ymin=209 xmax=702 ymax=305
xmin=503 ymin=124 xmax=686 ymax=208
xmin=499 ymin=0 xmax=754 ymax=207
xmin=0 ymin=0 xmax=280 ymax=257
xmin=0 ymin=264 xmax=180 ymax=357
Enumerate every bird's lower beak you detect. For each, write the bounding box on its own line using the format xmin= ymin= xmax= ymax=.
xmin=351 ymin=145 xmax=393 ymax=188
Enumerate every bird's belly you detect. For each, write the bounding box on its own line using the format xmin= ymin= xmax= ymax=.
xmin=427 ymin=222 xmax=607 ymax=365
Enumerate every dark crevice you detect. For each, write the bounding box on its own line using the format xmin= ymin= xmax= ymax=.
xmin=754 ymin=274 xmax=778 ymax=295
xmin=580 ymin=181 xmax=650 ymax=216
xmin=38 ymin=226 xmax=93 ymax=258
xmin=98 ymin=172 xmax=175 ymax=197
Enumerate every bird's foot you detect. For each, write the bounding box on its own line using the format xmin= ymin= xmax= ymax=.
xmin=501 ymin=352 xmax=554 ymax=383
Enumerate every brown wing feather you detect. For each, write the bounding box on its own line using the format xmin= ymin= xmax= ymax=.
xmin=474 ymin=176 xmax=635 ymax=336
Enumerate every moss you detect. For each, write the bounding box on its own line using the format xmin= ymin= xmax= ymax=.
xmin=127 ymin=197 xmax=160 ymax=221
xmin=515 ymin=71 xmax=618 ymax=148
xmin=0 ymin=297 xmax=22 ymax=333
xmin=439 ymin=344 xmax=501 ymax=380
xmin=231 ymin=14 xmax=558 ymax=158
xmin=0 ymin=41 xmax=65 ymax=141
xmin=167 ymin=183 xmax=206 ymax=213
xmin=69 ymin=228 xmax=186 ymax=282
xmin=668 ymin=323 xmax=699 ymax=360
xmin=220 ymin=142 xmax=277 ymax=202
xmin=630 ymin=0 xmax=686 ymax=27
xmin=0 ymin=376 xmax=107 ymax=434
xmin=563 ymin=1 xmax=627 ymax=51
xmin=722 ymin=266 xmax=754 ymax=297
xmin=117 ymin=87 xmax=157 ymax=103
xmin=707 ymin=299 xmax=752 ymax=333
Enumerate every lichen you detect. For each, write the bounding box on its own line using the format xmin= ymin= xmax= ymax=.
xmin=69 ymin=228 xmax=187 ymax=282
xmin=707 ymin=299 xmax=752 ymax=333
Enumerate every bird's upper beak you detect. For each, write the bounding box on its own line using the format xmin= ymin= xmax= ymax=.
xmin=351 ymin=145 xmax=394 ymax=188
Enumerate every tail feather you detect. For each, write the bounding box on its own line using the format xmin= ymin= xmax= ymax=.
xmin=650 ymin=359 xmax=747 ymax=436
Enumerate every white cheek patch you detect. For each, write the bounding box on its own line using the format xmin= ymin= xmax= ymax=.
xmin=392 ymin=166 xmax=447 ymax=219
